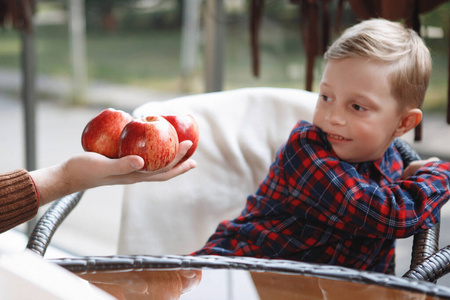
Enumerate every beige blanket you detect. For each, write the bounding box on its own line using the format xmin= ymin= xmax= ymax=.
xmin=118 ymin=87 xmax=322 ymax=255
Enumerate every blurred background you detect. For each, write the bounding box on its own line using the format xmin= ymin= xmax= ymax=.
xmin=0 ymin=1 xmax=449 ymax=292
xmin=0 ymin=0 xmax=448 ymax=107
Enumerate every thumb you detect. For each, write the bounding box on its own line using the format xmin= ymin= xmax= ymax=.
xmin=116 ymin=155 xmax=145 ymax=173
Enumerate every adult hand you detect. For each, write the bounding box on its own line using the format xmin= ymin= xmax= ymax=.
xmin=66 ymin=140 xmax=196 ymax=186
xmin=30 ymin=141 xmax=196 ymax=206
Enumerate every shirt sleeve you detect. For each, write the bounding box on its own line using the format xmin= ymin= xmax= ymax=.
xmin=0 ymin=169 xmax=40 ymax=233
xmin=282 ymin=123 xmax=450 ymax=239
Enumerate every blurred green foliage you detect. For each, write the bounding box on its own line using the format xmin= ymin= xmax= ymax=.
xmin=83 ymin=0 xmax=183 ymax=31
xmin=0 ymin=0 xmax=448 ymax=111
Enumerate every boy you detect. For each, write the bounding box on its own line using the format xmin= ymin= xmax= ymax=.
xmin=193 ymin=19 xmax=450 ymax=274
xmin=79 ymin=19 xmax=448 ymax=298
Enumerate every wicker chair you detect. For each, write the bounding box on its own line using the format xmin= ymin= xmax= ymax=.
xmin=24 ymin=138 xmax=450 ymax=299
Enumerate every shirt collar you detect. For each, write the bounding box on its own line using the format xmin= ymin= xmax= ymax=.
xmin=372 ymin=143 xmax=404 ymax=183
xmin=352 ymin=143 xmax=404 ymax=183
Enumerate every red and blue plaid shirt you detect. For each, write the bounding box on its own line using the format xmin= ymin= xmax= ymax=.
xmin=194 ymin=121 xmax=450 ymax=273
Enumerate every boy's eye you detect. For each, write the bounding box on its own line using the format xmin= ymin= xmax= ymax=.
xmin=320 ymin=94 xmax=331 ymax=102
xmin=352 ymin=104 xmax=366 ymax=111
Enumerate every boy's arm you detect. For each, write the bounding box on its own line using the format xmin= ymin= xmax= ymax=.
xmin=401 ymin=157 xmax=440 ymax=179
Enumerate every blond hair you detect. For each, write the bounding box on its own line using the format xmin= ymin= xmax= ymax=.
xmin=324 ymin=19 xmax=431 ymax=109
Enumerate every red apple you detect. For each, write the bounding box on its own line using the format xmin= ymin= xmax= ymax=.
xmin=162 ymin=114 xmax=199 ymax=163
xmin=118 ymin=116 xmax=179 ymax=172
xmin=81 ymin=108 xmax=134 ymax=158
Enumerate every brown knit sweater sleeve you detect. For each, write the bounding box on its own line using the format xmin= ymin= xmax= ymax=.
xmin=0 ymin=169 xmax=39 ymax=233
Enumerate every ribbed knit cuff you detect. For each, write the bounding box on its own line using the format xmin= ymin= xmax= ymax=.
xmin=0 ymin=169 xmax=39 ymax=233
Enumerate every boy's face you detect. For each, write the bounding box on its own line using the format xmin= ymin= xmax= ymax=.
xmin=313 ymin=58 xmax=405 ymax=163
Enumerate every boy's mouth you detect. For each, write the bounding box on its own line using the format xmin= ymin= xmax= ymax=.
xmin=327 ymin=133 xmax=351 ymax=142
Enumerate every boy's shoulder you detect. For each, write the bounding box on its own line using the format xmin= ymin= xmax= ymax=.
xmin=283 ymin=120 xmax=334 ymax=163
xmin=289 ymin=120 xmax=329 ymax=147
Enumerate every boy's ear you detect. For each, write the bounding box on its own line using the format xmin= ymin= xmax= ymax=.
xmin=394 ymin=108 xmax=423 ymax=137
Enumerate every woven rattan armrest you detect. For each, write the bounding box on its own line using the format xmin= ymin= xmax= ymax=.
xmin=25 ymin=139 xmax=445 ymax=283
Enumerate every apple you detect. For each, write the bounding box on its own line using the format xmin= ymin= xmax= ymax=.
xmin=81 ymin=108 xmax=134 ymax=158
xmin=118 ymin=116 xmax=179 ymax=172
xmin=162 ymin=114 xmax=199 ymax=163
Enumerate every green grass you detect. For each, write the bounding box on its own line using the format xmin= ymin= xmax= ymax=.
xmin=423 ymin=50 xmax=449 ymax=112
xmin=85 ymin=30 xmax=182 ymax=87
xmin=0 ymin=29 xmax=21 ymax=69
xmin=0 ymin=25 xmax=184 ymax=88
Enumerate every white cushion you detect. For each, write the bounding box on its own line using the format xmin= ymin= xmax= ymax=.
xmin=118 ymin=87 xmax=319 ymax=255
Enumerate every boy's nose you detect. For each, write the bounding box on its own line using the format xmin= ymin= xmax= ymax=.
xmin=326 ymin=108 xmax=346 ymax=126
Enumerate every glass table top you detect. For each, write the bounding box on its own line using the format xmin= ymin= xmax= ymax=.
xmin=48 ymin=254 xmax=450 ymax=300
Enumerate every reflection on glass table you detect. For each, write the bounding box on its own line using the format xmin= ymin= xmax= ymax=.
xmin=48 ymin=254 xmax=450 ymax=300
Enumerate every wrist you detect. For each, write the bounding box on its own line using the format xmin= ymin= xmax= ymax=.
xmin=28 ymin=173 xmax=41 ymax=207
xmin=29 ymin=163 xmax=71 ymax=205
xmin=60 ymin=157 xmax=84 ymax=194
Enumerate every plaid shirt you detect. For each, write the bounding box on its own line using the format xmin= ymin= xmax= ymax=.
xmin=194 ymin=121 xmax=450 ymax=273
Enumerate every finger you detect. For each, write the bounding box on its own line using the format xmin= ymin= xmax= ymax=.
xmin=76 ymin=152 xmax=145 ymax=176
xmin=150 ymin=159 xmax=197 ymax=181
xmin=109 ymin=155 xmax=145 ymax=175
xmin=179 ymin=270 xmax=202 ymax=294
xmin=171 ymin=141 xmax=193 ymax=165
xmin=179 ymin=140 xmax=193 ymax=153
xmin=168 ymin=159 xmax=197 ymax=176
xmin=155 ymin=141 xmax=193 ymax=172
xmin=179 ymin=269 xmax=198 ymax=279
xmin=125 ymin=155 xmax=145 ymax=171
xmin=427 ymin=157 xmax=440 ymax=162
xmin=121 ymin=141 xmax=193 ymax=176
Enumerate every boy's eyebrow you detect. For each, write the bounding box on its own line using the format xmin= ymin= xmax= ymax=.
xmin=350 ymin=92 xmax=381 ymax=108
xmin=318 ymin=82 xmax=330 ymax=90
